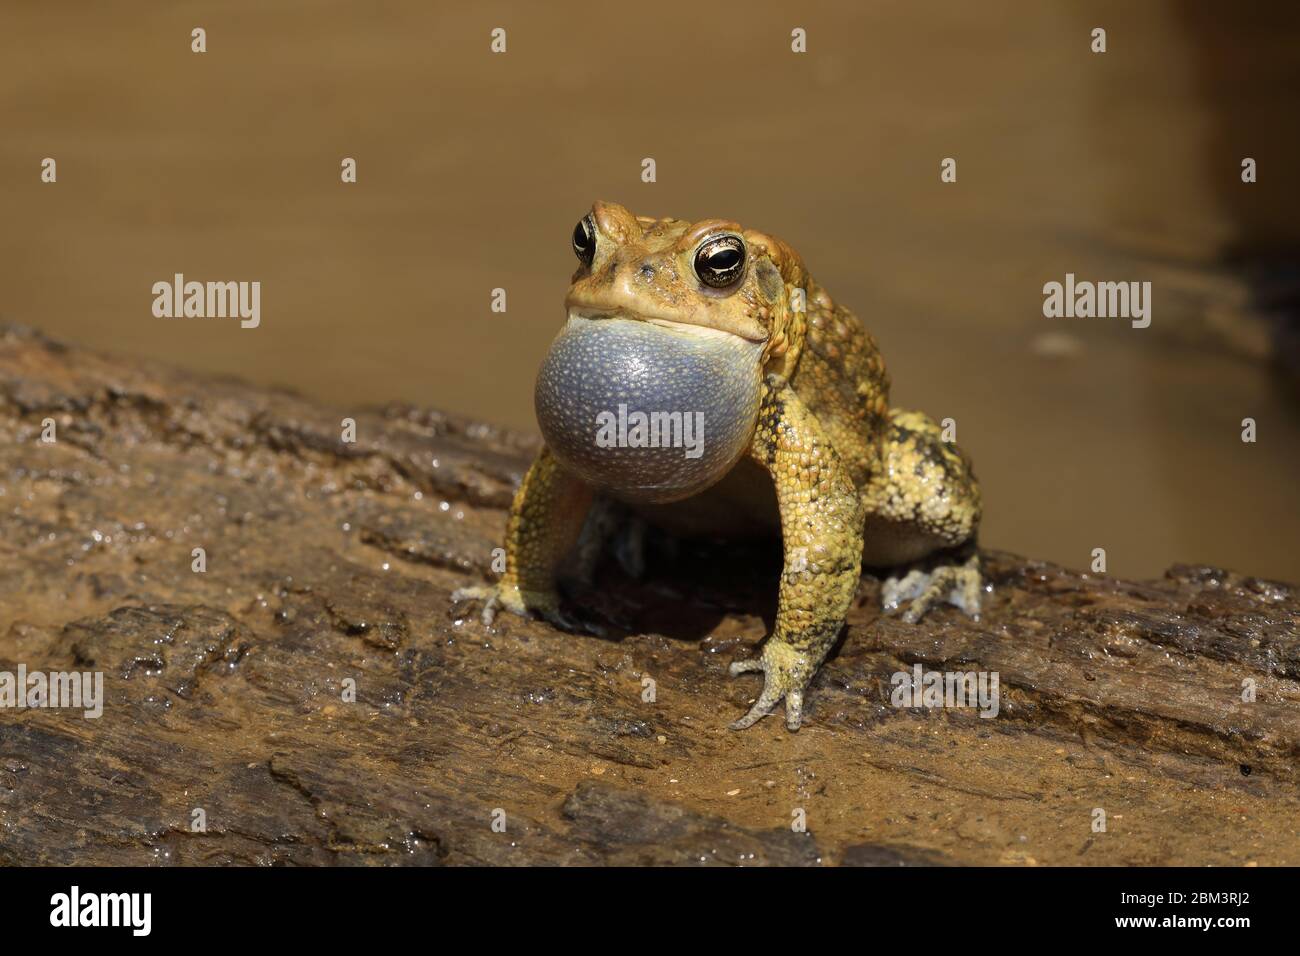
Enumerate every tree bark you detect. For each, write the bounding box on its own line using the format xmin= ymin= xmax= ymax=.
xmin=1 ymin=323 xmax=1297 ymax=866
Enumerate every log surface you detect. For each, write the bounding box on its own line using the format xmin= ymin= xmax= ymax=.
xmin=1 ymin=323 xmax=1297 ymax=866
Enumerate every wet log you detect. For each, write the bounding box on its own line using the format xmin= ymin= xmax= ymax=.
xmin=1 ymin=322 xmax=1297 ymax=866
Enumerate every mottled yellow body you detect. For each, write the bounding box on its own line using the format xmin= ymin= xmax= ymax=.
xmin=454 ymin=202 xmax=982 ymax=731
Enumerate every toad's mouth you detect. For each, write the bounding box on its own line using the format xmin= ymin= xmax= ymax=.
xmin=564 ymin=306 xmax=768 ymax=343
xmin=534 ymin=314 xmax=765 ymax=504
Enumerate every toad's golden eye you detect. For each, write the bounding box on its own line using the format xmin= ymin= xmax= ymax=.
xmin=693 ymin=234 xmax=745 ymax=289
xmin=572 ymin=215 xmax=596 ymax=268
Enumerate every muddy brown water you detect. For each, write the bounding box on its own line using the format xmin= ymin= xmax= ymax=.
xmin=3 ymin=1 xmax=1299 ymax=581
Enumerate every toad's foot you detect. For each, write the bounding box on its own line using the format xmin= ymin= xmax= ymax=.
xmin=882 ymin=552 xmax=982 ymax=624
xmin=728 ymin=639 xmax=821 ymax=731
xmin=451 ymin=582 xmax=597 ymax=634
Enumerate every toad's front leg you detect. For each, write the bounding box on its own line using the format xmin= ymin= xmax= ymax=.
xmin=452 ymin=446 xmax=593 ymax=630
xmin=729 ymin=379 xmax=864 ymax=731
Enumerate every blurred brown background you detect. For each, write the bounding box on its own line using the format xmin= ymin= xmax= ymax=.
xmin=3 ymin=0 xmax=1298 ymax=580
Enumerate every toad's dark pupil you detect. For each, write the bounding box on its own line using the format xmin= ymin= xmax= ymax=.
xmin=706 ymin=248 xmax=740 ymax=269
xmin=573 ymin=218 xmax=595 ymax=265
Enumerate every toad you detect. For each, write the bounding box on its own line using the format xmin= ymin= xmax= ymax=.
xmin=454 ymin=201 xmax=983 ymax=731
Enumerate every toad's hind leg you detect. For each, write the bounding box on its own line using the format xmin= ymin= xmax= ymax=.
xmin=862 ymin=409 xmax=983 ymax=622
